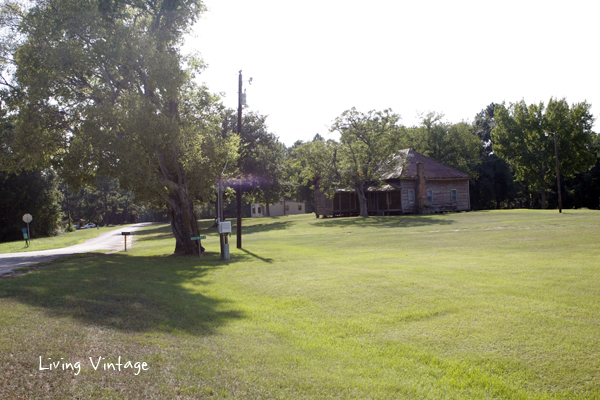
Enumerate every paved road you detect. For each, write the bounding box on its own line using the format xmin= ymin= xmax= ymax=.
xmin=0 ymin=222 xmax=154 ymax=276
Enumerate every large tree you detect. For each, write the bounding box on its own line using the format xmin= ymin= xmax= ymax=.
xmin=6 ymin=0 xmax=234 ymax=254
xmin=492 ymin=98 xmax=595 ymax=208
xmin=470 ymin=103 xmax=516 ymax=209
xmin=564 ymin=133 xmax=600 ymax=209
xmin=405 ymin=112 xmax=481 ymax=176
xmin=285 ymin=134 xmax=337 ymax=216
xmin=330 ymin=108 xmax=404 ymax=217
xmin=221 ymin=110 xmax=284 ymax=216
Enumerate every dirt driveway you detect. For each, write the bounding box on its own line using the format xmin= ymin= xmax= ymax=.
xmin=0 ymin=223 xmax=153 ymax=275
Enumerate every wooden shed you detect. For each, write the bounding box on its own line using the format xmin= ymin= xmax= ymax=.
xmin=315 ymin=149 xmax=471 ymax=217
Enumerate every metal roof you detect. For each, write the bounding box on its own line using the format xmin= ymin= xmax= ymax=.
xmin=382 ymin=149 xmax=470 ymax=180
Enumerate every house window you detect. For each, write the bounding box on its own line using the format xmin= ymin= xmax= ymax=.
xmin=285 ymin=205 xmax=290 ymax=211
xmin=451 ymin=189 xmax=457 ymax=202
xmin=427 ymin=190 xmax=433 ymax=204
xmin=298 ymin=205 xmax=302 ymax=211
xmin=257 ymin=206 xmax=262 ymax=214
xmin=252 ymin=206 xmax=256 ymax=214
xmin=408 ymin=189 xmax=415 ymax=204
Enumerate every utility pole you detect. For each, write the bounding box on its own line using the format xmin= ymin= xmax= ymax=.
xmin=237 ymin=70 xmax=243 ymax=249
xmin=545 ymin=131 xmax=562 ymax=213
xmin=218 ymin=175 xmax=225 ymax=258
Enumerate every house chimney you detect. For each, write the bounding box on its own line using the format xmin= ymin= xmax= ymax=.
xmin=416 ymin=162 xmax=428 ymax=213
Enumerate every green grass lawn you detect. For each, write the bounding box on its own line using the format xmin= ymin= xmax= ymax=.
xmin=0 ymin=210 xmax=599 ymax=399
xmin=0 ymin=225 xmax=133 ymax=253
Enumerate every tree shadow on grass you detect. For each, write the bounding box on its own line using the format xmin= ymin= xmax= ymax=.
xmin=133 ymin=223 xmax=218 ymax=243
xmin=134 ymin=223 xmax=172 ymax=235
xmin=133 ymin=219 xmax=295 ymax=242
xmin=311 ymin=214 xmax=456 ymax=229
xmin=232 ymin=248 xmax=274 ymax=263
xmin=232 ymin=219 xmax=295 ymax=236
xmin=134 ymin=221 xmax=217 ymax=237
xmin=0 ymin=253 xmax=243 ymax=336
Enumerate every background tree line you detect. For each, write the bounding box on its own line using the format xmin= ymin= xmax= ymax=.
xmin=286 ymin=100 xmax=599 ymax=215
xmin=0 ymin=0 xmax=598 ymax=245
xmin=2 ymin=95 xmax=598 ymax=242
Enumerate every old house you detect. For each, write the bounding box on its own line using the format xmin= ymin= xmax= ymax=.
xmin=315 ymin=149 xmax=470 ymax=216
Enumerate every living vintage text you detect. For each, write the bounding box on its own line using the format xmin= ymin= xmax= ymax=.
xmin=39 ymin=356 xmax=149 ymax=376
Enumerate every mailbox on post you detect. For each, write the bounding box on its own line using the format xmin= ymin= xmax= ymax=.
xmin=218 ymin=221 xmax=231 ymax=260
xmin=218 ymin=221 xmax=231 ymax=234
xmin=122 ymin=232 xmax=131 ymax=251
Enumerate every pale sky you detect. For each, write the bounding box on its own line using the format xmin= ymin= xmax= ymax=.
xmin=187 ymin=0 xmax=599 ymax=146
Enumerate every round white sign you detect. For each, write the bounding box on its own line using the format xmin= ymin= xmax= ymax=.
xmin=22 ymin=213 xmax=33 ymax=223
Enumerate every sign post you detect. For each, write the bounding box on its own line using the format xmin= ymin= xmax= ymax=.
xmin=22 ymin=214 xmax=33 ymax=247
xmin=21 ymin=228 xmax=29 ymax=247
xmin=191 ymin=236 xmax=206 ymax=257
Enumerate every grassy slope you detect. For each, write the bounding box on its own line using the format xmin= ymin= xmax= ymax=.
xmin=0 ymin=226 xmax=129 ymax=253
xmin=0 ymin=210 xmax=599 ymax=399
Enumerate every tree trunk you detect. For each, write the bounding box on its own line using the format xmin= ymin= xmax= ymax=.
xmin=541 ymin=189 xmax=546 ymax=209
xmin=313 ymin=178 xmax=320 ymax=218
xmin=156 ymin=148 xmax=201 ymax=255
xmin=356 ymin=186 xmax=369 ymax=217
xmin=104 ymin=191 xmax=109 ymax=226
xmin=167 ymin=184 xmax=200 ymax=255
xmin=124 ymin=193 xmax=129 ymax=223
xmin=265 ymin=202 xmax=270 ymax=216
xmin=539 ymin=164 xmax=546 ymax=209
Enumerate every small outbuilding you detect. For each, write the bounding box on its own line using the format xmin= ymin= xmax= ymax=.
xmin=315 ymin=149 xmax=470 ymax=217
xmin=251 ymin=198 xmax=307 ymax=217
